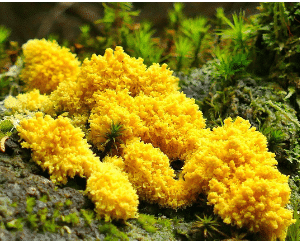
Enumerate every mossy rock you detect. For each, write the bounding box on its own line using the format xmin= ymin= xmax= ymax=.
xmin=179 ymin=70 xmax=300 ymax=170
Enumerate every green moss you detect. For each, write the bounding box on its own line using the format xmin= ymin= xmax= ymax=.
xmin=10 ymin=201 xmax=18 ymax=207
xmin=6 ymin=218 xmax=24 ymax=231
xmin=98 ymin=223 xmax=129 ymax=241
xmin=27 ymin=213 xmax=39 ymax=229
xmin=24 ymin=195 xmax=67 ymax=233
xmin=26 ymin=196 xmax=36 ymax=214
xmin=55 ymin=201 xmax=64 ymax=209
xmin=100 ymin=120 xmax=125 ymax=160
xmin=0 ymin=132 xmax=7 ymax=139
xmin=157 ymin=217 xmax=172 ymax=229
xmin=53 ymin=209 xmax=60 ymax=219
xmin=80 ymin=208 xmax=94 ymax=225
xmin=65 ymin=199 xmax=73 ymax=207
xmin=0 ymin=221 xmax=5 ymax=229
xmin=39 ymin=194 xmax=48 ymax=203
xmin=286 ymin=204 xmax=300 ymax=240
xmin=137 ymin=213 xmax=158 ymax=233
xmin=43 ymin=219 xmax=60 ymax=233
xmin=0 ymin=119 xmax=14 ymax=133
xmin=38 ymin=207 xmax=48 ymax=224
xmin=37 ymin=207 xmax=60 ymax=232
xmin=61 ymin=212 xmax=80 ymax=226
xmin=190 ymin=214 xmax=227 ymax=240
xmin=25 ymin=198 xmax=68 ymax=233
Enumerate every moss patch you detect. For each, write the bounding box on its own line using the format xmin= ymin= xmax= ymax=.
xmin=137 ymin=213 xmax=158 ymax=233
xmin=98 ymin=223 xmax=129 ymax=241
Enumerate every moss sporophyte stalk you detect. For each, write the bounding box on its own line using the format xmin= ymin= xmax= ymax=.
xmin=4 ymin=38 xmax=295 ymax=240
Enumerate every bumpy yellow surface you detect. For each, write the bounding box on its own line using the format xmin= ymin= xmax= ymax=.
xmin=20 ymin=39 xmax=80 ymax=94
xmin=89 ymin=88 xmax=146 ymax=150
xmin=86 ymin=157 xmax=139 ymax=221
xmin=89 ymin=88 xmax=207 ymax=159
xmin=12 ymin=39 xmax=295 ymax=239
xmin=133 ymin=92 xmax=207 ymax=159
xmin=122 ymin=138 xmax=179 ymax=207
xmin=17 ymin=112 xmax=139 ymax=221
xmin=183 ymin=117 xmax=294 ymax=240
xmin=49 ymin=79 xmax=88 ymax=116
xmin=76 ymin=46 xmax=178 ymax=109
xmin=4 ymin=89 xmax=54 ymax=115
xmin=17 ymin=112 xmax=99 ymax=184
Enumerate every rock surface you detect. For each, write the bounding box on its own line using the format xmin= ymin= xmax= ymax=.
xmin=0 ymin=132 xmax=201 ymax=241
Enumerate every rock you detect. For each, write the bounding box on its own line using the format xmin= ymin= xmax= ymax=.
xmin=0 ymin=132 xmax=204 ymax=241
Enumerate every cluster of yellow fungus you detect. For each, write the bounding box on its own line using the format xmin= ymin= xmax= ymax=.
xmin=122 ymin=137 xmax=180 ymax=207
xmin=4 ymin=89 xmax=54 ymax=115
xmin=183 ymin=117 xmax=294 ymax=240
xmin=20 ymin=39 xmax=80 ymax=94
xmin=17 ymin=112 xmax=99 ymax=184
xmin=89 ymin=88 xmax=207 ymax=158
xmin=49 ymin=79 xmax=87 ymax=116
xmin=89 ymin=89 xmax=146 ymax=151
xmin=87 ymin=157 xmax=139 ymax=221
xmin=76 ymin=46 xmax=178 ymax=109
xmin=17 ymin=112 xmax=138 ymax=221
xmin=7 ymin=39 xmax=295 ymax=240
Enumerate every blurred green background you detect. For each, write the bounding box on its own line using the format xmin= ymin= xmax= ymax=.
xmin=0 ymin=2 xmax=258 ymax=44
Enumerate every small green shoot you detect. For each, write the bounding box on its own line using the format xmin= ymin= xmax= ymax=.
xmin=168 ymin=2 xmax=185 ymax=30
xmin=43 ymin=219 xmax=59 ymax=233
xmin=216 ymin=10 xmax=258 ymax=54
xmin=55 ymin=201 xmax=64 ymax=209
xmin=95 ymin=3 xmax=140 ymax=26
xmin=226 ymin=228 xmax=248 ymax=241
xmin=0 ymin=25 xmax=11 ymax=63
xmin=105 ymin=120 xmax=125 ymax=145
xmin=0 ymin=221 xmax=5 ymax=229
xmin=0 ymin=25 xmax=11 ymax=44
xmin=260 ymin=126 xmax=286 ymax=154
xmin=100 ymin=120 xmax=125 ymax=160
xmin=125 ymin=22 xmax=163 ymax=66
xmin=95 ymin=3 xmax=140 ymax=48
xmin=53 ymin=209 xmax=60 ymax=219
xmin=190 ymin=214 xmax=227 ymax=240
xmin=180 ymin=16 xmax=210 ymax=67
xmin=47 ymin=34 xmax=60 ymax=42
xmin=213 ymin=48 xmax=251 ymax=84
xmin=286 ymin=205 xmax=300 ymax=241
xmin=38 ymin=207 xmax=48 ymax=224
xmin=174 ymin=36 xmax=193 ymax=71
xmin=156 ymin=217 xmax=172 ymax=228
xmin=79 ymin=25 xmax=91 ymax=39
